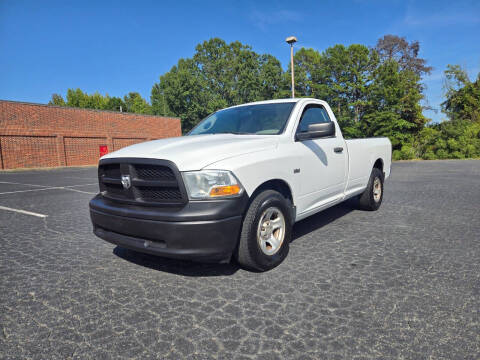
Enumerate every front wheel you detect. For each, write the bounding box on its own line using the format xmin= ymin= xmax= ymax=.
xmin=235 ymin=190 xmax=292 ymax=271
xmin=358 ymin=167 xmax=384 ymax=211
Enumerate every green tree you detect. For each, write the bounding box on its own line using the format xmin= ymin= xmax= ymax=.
xmin=48 ymin=89 xmax=152 ymax=114
xmin=257 ymin=54 xmax=285 ymax=100
xmin=48 ymin=93 xmax=66 ymax=106
xmin=123 ymin=92 xmax=152 ymax=114
xmin=375 ymin=34 xmax=432 ymax=76
xmin=290 ymin=44 xmax=378 ymax=133
xmin=104 ymin=96 xmax=126 ymax=112
xmin=87 ymin=92 xmax=109 ymax=110
xmin=322 ymin=44 xmax=379 ymax=124
xmin=156 ymin=58 xmax=214 ymax=132
xmin=192 ymin=38 xmax=284 ymax=105
xmin=151 ymin=38 xmax=284 ymax=132
xmin=416 ymin=120 xmax=480 ymax=159
xmin=287 ymin=48 xmax=323 ymax=98
xmin=151 ymin=83 xmax=172 ymax=116
xmin=64 ymin=88 xmax=108 ymax=110
xmin=442 ymin=65 xmax=480 ymax=122
xmin=362 ymin=60 xmax=428 ymax=153
xmin=66 ymin=88 xmax=88 ymax=107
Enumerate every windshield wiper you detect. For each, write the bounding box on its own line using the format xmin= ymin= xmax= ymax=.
xmin=215 ymin=131 xmax=251 ymax=135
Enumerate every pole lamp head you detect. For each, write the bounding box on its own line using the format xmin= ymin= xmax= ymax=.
xmin=285 ymin=36 xmax=297 ymax=45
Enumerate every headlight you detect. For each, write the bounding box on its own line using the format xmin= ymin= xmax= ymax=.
xmin=182 ymin=170 xmax=243 ymax=200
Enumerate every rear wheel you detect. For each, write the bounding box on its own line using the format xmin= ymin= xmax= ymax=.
xmin=358 ymin=168 xmax=384 ymax=211
xmin=235 ymin=190 xmax=292 ymax=271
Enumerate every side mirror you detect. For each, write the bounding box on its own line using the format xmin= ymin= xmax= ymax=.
xmin=296 ymin=122 xmax=335 ymax=141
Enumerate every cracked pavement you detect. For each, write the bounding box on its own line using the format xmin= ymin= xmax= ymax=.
xmin=0 ymin=160 xmax=479 ymax=359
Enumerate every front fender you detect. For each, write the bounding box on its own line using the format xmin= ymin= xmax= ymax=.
xmin=203 ymin=149 xmax=299 ymax=204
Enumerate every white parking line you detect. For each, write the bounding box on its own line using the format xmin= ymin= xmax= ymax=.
xmin=0 ymin=181 xmax=96 ymax=188
xmin=0 ymin=183 xmax=98 ymax=195
xmin=0 ymin=205 xmax=48 ymax=218
xmin=64 ymin=187 xmax=97 ymax=195
xmin=64 ymin=183 xmax=97 ymax=188
xmin=63 ymin=176 xmax=98 ymax=181
xmin=0 ymin=181 xmax=49 ymax=188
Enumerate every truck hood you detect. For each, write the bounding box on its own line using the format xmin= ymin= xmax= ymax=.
xmin=102 ymin=134 xmax=278 ymax=171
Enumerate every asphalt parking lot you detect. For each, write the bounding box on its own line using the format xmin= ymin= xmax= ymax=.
xmin=0 ymin=160 xmax=479 ymax=360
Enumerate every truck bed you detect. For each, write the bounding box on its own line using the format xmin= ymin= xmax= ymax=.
xmin=344 ymin=137 xmax=392 ymax=196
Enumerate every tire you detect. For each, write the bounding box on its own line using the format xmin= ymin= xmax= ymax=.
xmin=235 ymin=190 xmax=292 ymax=271
xmin=358 ymin=167 xmax=384 ymax=211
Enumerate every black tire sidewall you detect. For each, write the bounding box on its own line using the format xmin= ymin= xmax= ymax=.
xmin=358 ymin=168 xmax=384 ymax=211
xmin=369 ymin=168 xmax=384 ymax=210
xmin=246 ymin=192 xmax=292 ymax=271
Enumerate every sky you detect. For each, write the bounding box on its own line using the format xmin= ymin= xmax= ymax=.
xmin=1 ymin=0 xmax=479 ymax=123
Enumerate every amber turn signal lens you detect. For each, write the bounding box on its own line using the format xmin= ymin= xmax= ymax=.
xmin=209 ymin=184 xmax=241 ymax=197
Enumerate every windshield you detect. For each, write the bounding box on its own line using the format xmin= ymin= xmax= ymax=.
xmin=189 ymin=102 xmax=296 ymax=136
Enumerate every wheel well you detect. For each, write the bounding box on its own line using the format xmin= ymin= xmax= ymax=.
xmin=373 ymin=158 xmax=383 ymax=172
xmin=373 ymin=158 xmax=384 ymax=178
xmin=250 ymin=179 xmax=293 ymax=204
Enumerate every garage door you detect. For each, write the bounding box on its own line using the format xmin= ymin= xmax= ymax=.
xmin=0 ymin=136 xmax=58 ymax=169
xmin=64 ymin=137 xmax=107 ymax=166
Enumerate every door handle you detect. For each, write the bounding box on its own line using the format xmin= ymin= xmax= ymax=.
xmin=334 ymin=147 xmax=343 ymax=153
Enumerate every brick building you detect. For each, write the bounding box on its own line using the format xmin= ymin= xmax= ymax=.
xmin=0 ymin=100 xmax=181 ymax=169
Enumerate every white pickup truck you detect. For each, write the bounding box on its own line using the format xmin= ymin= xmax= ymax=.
xmin=90 ymin=98 xmax=391 ymax=271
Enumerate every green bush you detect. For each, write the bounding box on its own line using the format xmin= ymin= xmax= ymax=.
xmin=405 ymin=119 xmax=480 ymax=160
xmin=392 ymin=150 xmax=402 ymax=161
xmin=450 ymin=151 xmax=465 ymax=159
xmin=392 ymin=145 xmax=417 ymax=160
xmin=422 ymin=150 xmax=436 ymax=160
xmin=435 ymin=149 xmax=450 ymax=159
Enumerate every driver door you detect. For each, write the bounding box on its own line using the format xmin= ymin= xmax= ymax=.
xmin=294 ymin=104 xmax=347 ymax=215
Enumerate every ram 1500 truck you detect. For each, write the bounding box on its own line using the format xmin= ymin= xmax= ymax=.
xmin=90 ymin=98 xmax=391 ymax=271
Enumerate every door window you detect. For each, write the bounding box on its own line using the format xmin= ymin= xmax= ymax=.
xmin=297 ymin=105 xmax=331 ymax=133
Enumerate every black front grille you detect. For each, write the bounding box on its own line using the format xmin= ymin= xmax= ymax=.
xmin=133 ymin=164 xmax=175 ymax=180
xmin=98 ymin=159 xmax=187 ymax=205
xmin=102 ymin=164 xmax=121 ymax=178
xmin=104 ymin=183 xmax=128 ymax=199
xmin=135 ymin=186 xmax=182 ymax=201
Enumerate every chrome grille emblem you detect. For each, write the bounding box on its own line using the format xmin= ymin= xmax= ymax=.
xmin=121 ymin=175 xmax=131 ymax=189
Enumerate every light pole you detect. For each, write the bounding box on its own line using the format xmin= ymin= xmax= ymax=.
xmin=286 ymin=36 xmax=297 ymax=98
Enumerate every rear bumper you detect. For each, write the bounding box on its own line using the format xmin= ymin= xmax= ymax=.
xmin=89 ymin=194 xmax=248 ymax=262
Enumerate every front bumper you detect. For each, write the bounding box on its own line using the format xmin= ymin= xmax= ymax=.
xmin=89 ymin=193 xmax=248 ymax=263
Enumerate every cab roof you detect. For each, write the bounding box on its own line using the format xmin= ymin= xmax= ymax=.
xmin=225 ymin=98 xmax=323 ymax=110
